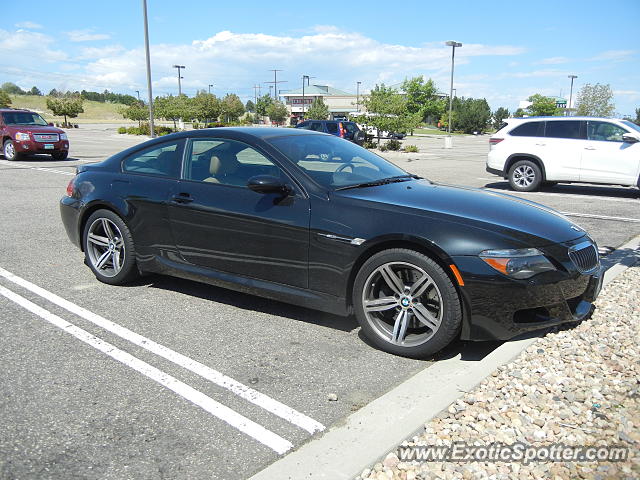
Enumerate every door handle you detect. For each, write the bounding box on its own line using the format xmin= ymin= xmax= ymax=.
xmin=535 ymin=143 xmax=546 ymax=146
xmin=172 ymin=193 xmax=193 ymax=203
xmin=584 ymin=146 xmax=596 ymax=150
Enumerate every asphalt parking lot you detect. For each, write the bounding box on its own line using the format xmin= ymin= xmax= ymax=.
xmin=0 ymin=125 xmax=638 ymax=479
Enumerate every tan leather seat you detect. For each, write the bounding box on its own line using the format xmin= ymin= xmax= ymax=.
xmin=203 ymin=154 xmax=241 ymax=184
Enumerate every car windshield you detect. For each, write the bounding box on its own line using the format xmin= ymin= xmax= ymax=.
xmin=269 ymin=134 xmax=408 ymax=189
xmin=2 ymin=112 xmax=49 ymax=126
xmin=621 ymin=120 xmax=640 ymax=134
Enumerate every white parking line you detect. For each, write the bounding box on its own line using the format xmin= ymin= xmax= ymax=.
xmin=560 ymin=211 xmax=640 ymax=224
xmin=0 ymin=160 xmax=74 ymax=176
xmin=0 ymin=266 xmax=324 ymax=435
xmin=0 ymin=284 xmax=293 ymax=454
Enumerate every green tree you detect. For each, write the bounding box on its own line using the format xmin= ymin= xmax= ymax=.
xmin=513 ymin=108 xmax=526 ymax=118
xmin=634 ymin=108 xmax=640 ymax=126
xmin=355 ymin=84 xmax=421 ymax=143
xmin=492 ymin=107 xmax=510 ymax=129
xmin=305 ymin=97 xmax=329 ymax=120
xmin=28 ymin=86 xmax=42 ymax=96
xmin=267 ymin=100 xmax=288 ymax=125
xmin=575 ymin=83 xmax=615 ymax=117
xmin=401 ymin=76 xmax=446 ymax=123
xmin=119 ymin=101 xmax=147 ymax=127
xmin=526 ymin=94 xmax=560 ymax=116
xmin=193 ymin=91 xmax=221 ymax=124
xmin=453 ymin=97 xmax=492 ymax=133
xmin=0 ymin=90 xmax=11 ymax=108
xmin=46 ymin=94 xmax=84 ymax=125
xmin=220 ymin=94 xmax=245 ymax=122
xmin=154 ymin=95 xmax=195 ymax=128
xmin=256 ymin=94 xmax=273 ymax=117
xmin=1 ymin=82 xmax=25 ymax=95
xmin=245 ymin=100 xmax=255 ymax=113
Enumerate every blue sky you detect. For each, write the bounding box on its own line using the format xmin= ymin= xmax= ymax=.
xmin=2 ymin=0 xmax=639 ymax=116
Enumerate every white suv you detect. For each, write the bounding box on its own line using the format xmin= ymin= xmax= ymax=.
xmin=486 ymin=117 xmax=640 ymax=192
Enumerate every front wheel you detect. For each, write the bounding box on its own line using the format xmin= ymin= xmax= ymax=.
xmin=3 ymin=139 xmax=21 ymax=161
xmin=352 ymin=249 xmax=462 ymax=358
xmin=508 ymin=160 xmax=542 ymax=192
xmin=82 ymin=209 xmax=139 ymax=285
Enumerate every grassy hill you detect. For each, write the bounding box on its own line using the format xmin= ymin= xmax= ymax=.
xmin=8 ymin=94 xmax=133 ymax=124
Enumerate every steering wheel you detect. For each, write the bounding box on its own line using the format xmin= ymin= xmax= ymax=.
xmin=334 ymin=162 xmax=355 ymax=174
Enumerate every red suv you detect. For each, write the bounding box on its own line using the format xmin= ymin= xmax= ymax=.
xmin=1 ymin=109 xmax=69 ymax=161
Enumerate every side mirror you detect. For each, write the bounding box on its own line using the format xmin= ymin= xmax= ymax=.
xmin=622 ymin=134 xmax=639 ymax=144
xmin=247 ymin=175 xmax=292 ymax=195
xmin=48 ymin=122 xmax=54 ymax=126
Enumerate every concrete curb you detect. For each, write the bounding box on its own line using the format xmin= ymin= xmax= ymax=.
xmin=248 ymin=235 xmax=640 ymax=480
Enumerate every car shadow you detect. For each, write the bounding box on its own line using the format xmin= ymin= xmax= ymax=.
xmin=485 ymin=181 xmax=639 ymax=199
xmin=133 ymin=274 xmax=359 ymax=333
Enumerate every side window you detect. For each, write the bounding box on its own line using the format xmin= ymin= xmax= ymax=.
xmin=587 ymin=121 xmax=628 ymax=142
xmin=122 ymin=140 xmax=183 ymax=177
xmin=326 ymin=122 xmax=339 ymax=134
xmin=297 ymin=121 xmax=310 ymax=130
xmin=545 ymin=121 xmax=585 ymax=140
xmin=309 ymin=122 xmax=323 ymax=132
xmin=184 ymin=138 xmax=281 ymax=187
xmin=509 ymin=122 xmax=544 ymax=137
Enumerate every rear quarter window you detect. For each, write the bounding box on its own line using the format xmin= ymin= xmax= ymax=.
xmin=545 ymin=120 xmax=585 ymax=140
xmin=509 ymin=121 xmax=544 ymax=137
xmin=326 ymin=123 xmax=339 ymax=134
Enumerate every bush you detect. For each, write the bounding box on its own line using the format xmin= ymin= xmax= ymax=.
xmin=384 ymin=139 xmax=402 ymax=151
xmin=403 ymin=145 xmax=419 ymax=153
xmin=363 ymin=140 xmax=377 ymax=149
xmin=117 ymin=127 xmax=127 ymax=134
xmin=378 ymin=144 xmax=388 ymax=152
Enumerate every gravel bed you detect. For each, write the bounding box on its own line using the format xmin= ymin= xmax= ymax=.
xmin=357 ymin=264 xmax=639 ymax=480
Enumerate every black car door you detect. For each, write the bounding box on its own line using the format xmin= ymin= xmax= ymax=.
xmin=167 ymin=137 xmax=310 ymax=289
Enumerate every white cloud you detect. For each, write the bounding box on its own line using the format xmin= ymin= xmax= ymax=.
xmin=0 ymin=29 xmax=67 ymax=63
xmin=66 ymin=29 xmax=110 ymax=42
xmin=537 ymin=56 xmax=569 ymax=65
xmin=15 ymin=21 xmax=43 ymax=29
xmin=502 ymin=69 xmax=567 ymax=78
xmin=589 ymin=50 xmax=636 ymax=62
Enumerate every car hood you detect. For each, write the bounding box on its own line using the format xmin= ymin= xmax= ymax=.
xmin=8 ymin=125 xmax=64 ymax=134
xmin=336 ymin=179 xmax=585 ymax=246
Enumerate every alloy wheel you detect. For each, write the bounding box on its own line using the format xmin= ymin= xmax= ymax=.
xmin=513 ymin=165 xmax=535 ymax=187
xmin=86 ymin=218 xmax=126 ymax=278
xmin=361 ymin=261 xmax=443 ymax=347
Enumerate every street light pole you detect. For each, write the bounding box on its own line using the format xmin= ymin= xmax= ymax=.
xmin=568 ymin=75 xmax=578 ymax=115
xmin=141 ymin=0 xmax=155 ymax=137
xmin=302 ymin=75 xmax=306 ymax=120
xmin=135 ymin=90 xmax=140 ymax=101
xmin=445 ymin=41 xmax=462 ymax=147
xmin=356 ymin=81 xmax=361 ymax=112
xmin=173 ymin=65 xmax=185 ymax=95
xmin=208 ymin=84 xmax=213 ymax=94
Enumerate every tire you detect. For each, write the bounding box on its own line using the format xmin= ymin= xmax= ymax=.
xmin=52 ymin=151 xmax=68 ymax=161
xmin=353 ymin=131 xmax=366 ymax=145
xmin=352 ymin=249 xmax=462 ymax=358
xmin=3 ymin=139 xmax=21 ymax=161
xmin=508 ymin=160 xmax=542 ymax=192
xmin=82 ymin=209 xmax=139 ymax=285
xmin=543 ymin=181 xmax=558 ymax=187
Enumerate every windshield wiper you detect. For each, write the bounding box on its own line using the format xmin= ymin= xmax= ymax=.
xmin=335 ymin=174 xmax=419 ymax=191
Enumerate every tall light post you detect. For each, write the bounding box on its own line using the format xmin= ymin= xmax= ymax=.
xmin=141 ymin=0 xmax=154 ymax=137
xmin=568 ymin=75 xmax=578 ymax=115
xmin=173 ymin=64 xmax=185 ymax=95
xmin=445 ymin=40 xmax=462 ymax=148
xmin=356 ymin=81 xmax=361 ymax=112
xmin=135 ymin=90 xmax=140 ymax=101
xmin=208 ymin=84 xmax=213 ymax=94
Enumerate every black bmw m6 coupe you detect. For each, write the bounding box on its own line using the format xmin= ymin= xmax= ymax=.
xmin=61 ymin=128 xmax=602 ymax=358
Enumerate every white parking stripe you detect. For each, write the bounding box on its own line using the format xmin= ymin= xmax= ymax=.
xmin=560 ymin=211 xmax=640 ymax=224
xmin=0 ymin=160 xmax=75 ymax=176
xmin=0 ymin=284 xmax=293 ymax=454
xmin=484 ymin=187 xmax=639 ymax=204
xmin=0 ymin=266 xmax=324 ymax=434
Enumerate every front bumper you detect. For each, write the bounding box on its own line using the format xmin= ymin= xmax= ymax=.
xmin=453 ymin=250 xmax=603 ymax=341
xmin=15 ymin=139 xmax=69 ymax=154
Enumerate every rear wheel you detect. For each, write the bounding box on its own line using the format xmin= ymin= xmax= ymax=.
xmin=353 ymin=249 xmax=462 ymax=358
xmin=3 ymin=139 xmax=21 ymax=161
xmin=508 ymin=159 xmax=542 ymax=192
xmin=83 ymin=209 xmax=139 ymax=285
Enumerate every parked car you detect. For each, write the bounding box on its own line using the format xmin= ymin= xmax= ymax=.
xmin=362 ymin=125 xmax=406 ymax=140
xmin=295 ymin=120 xmax=365 ymax=145
xmin=1 ymin=108 xmax=69 ymax=161
xmin=61 ymin=128 xmax=602 ymax=358
xmin=487 ymin=117 xmax=640 ymax=192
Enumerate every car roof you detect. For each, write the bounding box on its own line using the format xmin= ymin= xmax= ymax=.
xmin=0 ymin=108 xmax=34 ymax=113
xmin=187 ymin=127 xmax=326 ymax=139
xmin=505 ymin=116 xmax=625 ymax=122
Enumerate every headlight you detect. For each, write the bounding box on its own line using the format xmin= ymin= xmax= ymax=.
xmin=15 ymin=132 xmax=30 ymax=141
xmin=479 ymin=248 xmax=556 ymax=279
xmin=60 ymin=133 xmax=68 ymax=140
